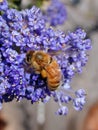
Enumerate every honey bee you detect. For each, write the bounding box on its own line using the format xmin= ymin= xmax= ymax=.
xmin=26 ymin=50 xmax=62 ymax=91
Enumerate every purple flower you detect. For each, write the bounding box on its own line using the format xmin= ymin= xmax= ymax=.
xmin=73 ymin=97 xmax=86 ymax=111
xmin=75 ymin=89 xmax=86 ymax=98
xmin=56 ymin=106 xmax=68 ymax=115
xmin=44 ymin=0 xmax=67 ymax=26
xmin=0 ymin=4 xmax=91 ymax=115
xmin=0 ymin=0 xmax=8 ymax=11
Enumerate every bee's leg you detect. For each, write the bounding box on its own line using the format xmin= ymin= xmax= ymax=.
xmin=41 ymin=69 xmax=47 ymax=78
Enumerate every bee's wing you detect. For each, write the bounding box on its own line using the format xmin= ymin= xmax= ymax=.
xmin=48 ymin=50 xmax=63 ymax=56
xmin=48 ymin=46 xmax=71 ymax=56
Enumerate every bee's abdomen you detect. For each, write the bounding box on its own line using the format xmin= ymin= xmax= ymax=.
xmin=47 ymin=75 xmax=61 ymax=90
xmin=46 ymin=60 xmax=62 ymax=91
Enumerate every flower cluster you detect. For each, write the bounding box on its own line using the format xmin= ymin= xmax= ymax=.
xmin=0 ymin=0 xmax=8 ymax=12
xmin=0 ymin=0 xmax=91 ymax=115
xmin=44 ymin=0 xmax=67 ymax=26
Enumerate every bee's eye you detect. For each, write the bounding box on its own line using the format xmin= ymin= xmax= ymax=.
xmin=26 ymin=54 xmax=32 ymax=63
